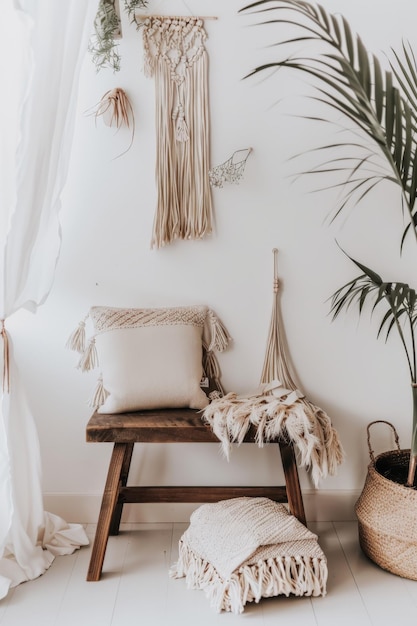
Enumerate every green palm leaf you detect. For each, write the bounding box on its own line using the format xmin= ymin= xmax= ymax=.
xmin=241 ymin=0 xmax=417 ymax=243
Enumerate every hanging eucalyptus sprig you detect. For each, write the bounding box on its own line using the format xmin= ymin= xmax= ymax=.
xmin=89 ymin=0 xmax=148 ymax=72
xmin=89 ymin=0 xmax=122 ymax=73
xmin=124 ymin=0 xmax=148 ymax=28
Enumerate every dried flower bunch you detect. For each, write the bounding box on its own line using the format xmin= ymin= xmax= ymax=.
xmin=90 ymin=87 xmax=135 ymax=157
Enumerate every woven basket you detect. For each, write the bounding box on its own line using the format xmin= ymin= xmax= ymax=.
xmin=355 ymin=420 xmax=417 ymax=580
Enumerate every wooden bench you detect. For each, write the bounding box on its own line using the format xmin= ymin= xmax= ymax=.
xmin=86 ymin=407 xmax=306 ymax=581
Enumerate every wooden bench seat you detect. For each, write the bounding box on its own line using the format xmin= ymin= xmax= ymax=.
xmin=86 ymin=407 xmax=306 ymax=581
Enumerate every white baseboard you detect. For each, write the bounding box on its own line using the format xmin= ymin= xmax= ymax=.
xmin=43 ymin=490 xmax=361 ymax=525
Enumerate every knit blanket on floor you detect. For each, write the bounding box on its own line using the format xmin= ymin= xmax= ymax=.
xmin=170 ymin=497 xmax=328 ymax=614
xmin=202 ymin=387 xmax=344 ymax=487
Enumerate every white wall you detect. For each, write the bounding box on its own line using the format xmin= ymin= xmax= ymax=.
xmin=9 ymin=0 xmax=417 ymax=523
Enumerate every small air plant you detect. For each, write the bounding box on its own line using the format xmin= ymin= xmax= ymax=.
xmin=90 ymin=87 xmax=135 ymax=158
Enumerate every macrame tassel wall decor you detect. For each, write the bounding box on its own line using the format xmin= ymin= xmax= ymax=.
xmin=142 ymin=16 xmax=213 ymax=248
xmin=261 ymin=248 xmax=298 ymax=389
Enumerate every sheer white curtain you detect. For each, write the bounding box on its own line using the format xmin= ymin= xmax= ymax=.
xmin=0 ymin=0 xmax=98 ymax=599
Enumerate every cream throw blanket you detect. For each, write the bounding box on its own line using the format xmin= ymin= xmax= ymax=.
xmin=170 ymin=497 xmax=327 ymax=614
xmin=202 ymin=384 xmax=344 ymax=487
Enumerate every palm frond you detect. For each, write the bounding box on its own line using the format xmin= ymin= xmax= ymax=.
xmin=241 ymin=0 xmax=417 ymax=243
xmin=390 ymin=41 xmax=417 ymax=112
xmin=329 ymin=248 xmax=417 ymax=380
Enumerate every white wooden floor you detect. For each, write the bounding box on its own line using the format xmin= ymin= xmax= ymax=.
xmin=1 ymin=521 xmax=416 ymax=625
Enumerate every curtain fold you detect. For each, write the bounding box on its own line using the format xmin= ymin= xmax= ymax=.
xmin=0 ymin=0 xmax=98 ymax=599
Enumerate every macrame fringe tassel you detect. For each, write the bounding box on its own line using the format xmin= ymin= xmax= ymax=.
xmin=175 ymin=103 xmax=189 ymax=142
xmin=207 ymin=309 xmax=231 ymax=352
xmin=66 ymin=319 xmax=87 ymax=353
xmin=89 ymin=374 xmax=109 ymax=410
xmin=171 ymin=541 xmax=327 ymax=614
xmin=175 ymin=116 xmax=189 ymax=142
xmin=77 ymin=337 xmax=99 ymax=372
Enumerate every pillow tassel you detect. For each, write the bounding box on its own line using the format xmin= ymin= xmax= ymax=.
xmin=203 ymin=344 xmax=225 ymax=396
xmin=78 ymin=337 xmax=99 ymax=372
xmin=65 ymin=318 xmax=87 ymax=353
xmin=207 ymin=310 xmax=231 ymax=353
xmin=89 ymin=374 xmax=109 ymax=410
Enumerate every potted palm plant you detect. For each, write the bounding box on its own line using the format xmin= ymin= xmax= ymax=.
xmin=240 ymin=0 xmax=417 ymax=578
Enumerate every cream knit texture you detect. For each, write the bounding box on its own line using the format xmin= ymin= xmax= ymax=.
xmin=171 ymin=497 xmax=328 ymax=613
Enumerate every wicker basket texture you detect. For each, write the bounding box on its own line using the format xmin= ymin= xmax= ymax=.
xmin=355 ymin=421 xmax=417 ymax=581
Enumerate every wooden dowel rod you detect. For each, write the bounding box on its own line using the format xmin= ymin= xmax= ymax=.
xmin=135 ymin=14 xmax=218 ymax=20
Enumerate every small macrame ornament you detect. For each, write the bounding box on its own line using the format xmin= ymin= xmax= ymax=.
xmin=209 ymin=148 xmax=252 ymax=188
xmin=141 ymin=16 xmax=213 ymax=248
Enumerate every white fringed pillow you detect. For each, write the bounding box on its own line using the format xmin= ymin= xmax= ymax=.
xmin=67 ymin=305 xmax=230 ymax=413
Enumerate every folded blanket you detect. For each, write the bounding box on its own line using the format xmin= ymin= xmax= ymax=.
xmin=202 ymin=387 xmax=344 ymax=487
xmin=170 ymin=497 xmax=328 ymax=613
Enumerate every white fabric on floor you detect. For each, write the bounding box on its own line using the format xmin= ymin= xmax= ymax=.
xmin=0 ymin=0 xmax=98 ymax=599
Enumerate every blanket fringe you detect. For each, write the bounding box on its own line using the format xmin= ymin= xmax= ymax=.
xmin=170 ymin=540 xmax=327 ymax=614
xmin=202 ymin=392 xmax=344 ymax=486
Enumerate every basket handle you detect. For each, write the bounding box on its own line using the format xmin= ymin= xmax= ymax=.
xmin=366 ymin=420 xmax=401 ymax=464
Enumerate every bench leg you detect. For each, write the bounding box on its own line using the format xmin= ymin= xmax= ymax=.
xmin=279 ymin=441 xmax=306 ymax=525
xmin=87 ymin=443 xmax=127 ymax=581
xmin=109 ymin=442 xmax=134 ymax=536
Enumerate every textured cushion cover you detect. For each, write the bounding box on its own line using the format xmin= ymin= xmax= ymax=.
xmin=90 ymin=305 xmax=209 ymax=413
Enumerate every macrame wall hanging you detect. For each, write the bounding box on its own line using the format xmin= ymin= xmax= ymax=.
xmin=141 ymin=15 xmax=215 ymax=248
